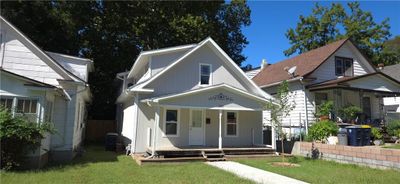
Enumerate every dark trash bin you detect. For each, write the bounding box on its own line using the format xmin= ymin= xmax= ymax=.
xmin=346 ymin=125 xmax=371 ymax=146
xmin=105 ymin=133 xmax=118 ymax=151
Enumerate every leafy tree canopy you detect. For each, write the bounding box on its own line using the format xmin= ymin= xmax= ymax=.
xmin=1 ymin=0 xmax=251 ymax=119
xmin=285 ymin=2 xmax=397 ymax=65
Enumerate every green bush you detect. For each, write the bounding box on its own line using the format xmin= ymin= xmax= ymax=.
xmin=371 ymin=127 xmax=383 ymax=140
xmin=308 ymin=120 xmax=338 ymax=141
xmin=0 ymin=106 xmax=54 ymax=170
xmin=316 ymin=101 xmax=334 ymax=117
xmin=387 ymin=120 xmax=400 ymax=137
xmin=339 ymin=105 xmax=362 ymax=121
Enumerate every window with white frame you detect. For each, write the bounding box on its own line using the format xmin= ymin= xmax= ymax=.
xmin=226 ymin=112 xmax=238 ymax=136
xmin=199 ymin=64 xmax=211 ymax=85
xmin=0 ymin=98 xmax=14 ymax=109
xmin=335 ymin=56 xmax=353 ymax=77
xmin=15 ymin=99 xmax=38 ymax=122
xmin=165 ymin=109 xmax=179 ymax=136
xmin=16 ymin=99 xmax=37 ymax=114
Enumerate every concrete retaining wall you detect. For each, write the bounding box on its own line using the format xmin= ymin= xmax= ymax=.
xmin=292 ymin=142 xmax=400 ymax=170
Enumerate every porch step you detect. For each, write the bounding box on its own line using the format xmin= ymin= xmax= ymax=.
xmin=202 ymin=150 xmax=226 ymax=161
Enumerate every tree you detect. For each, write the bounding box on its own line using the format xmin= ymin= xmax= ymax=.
xmin=380 ymin=36 xmax=400 ymax=65
xmin=265 ymin=80 xmax=296 ymax=162
xmin=285 ymin=2 xmax=395 ymax=65
xmin=1 ymin=0 xmax=251 ymax=119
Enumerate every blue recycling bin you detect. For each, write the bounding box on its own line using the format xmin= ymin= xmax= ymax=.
xmin=346 ymin=125 xmax=371 ymax=146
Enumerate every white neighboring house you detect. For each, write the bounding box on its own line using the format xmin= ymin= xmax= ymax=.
xmin=116 ymin=37 xmax=275 ymax=155
xmin=381 ymin=64 xmax=400 ymax=121
xmin=249 ymin=38 xmax=400 ymax=137
xmin=0 ymin=16 xmax=93 ymax=167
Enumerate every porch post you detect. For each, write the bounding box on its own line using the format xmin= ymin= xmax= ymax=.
xmin=218 ymin=109 xmax=222 ymax=149
xmin=152 ymin=105 xmax=160 ymax=156
xmin=271 ymin=125 xmax=276 ymax=149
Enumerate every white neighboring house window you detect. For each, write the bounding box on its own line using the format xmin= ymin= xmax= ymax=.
xmin=199 ymin=63 xmax=212 ymax=85
xmin=225 ymin=111 xmax=238 ymax=137
xmin=15 ymin=98 xmax=38 ymax=123
xmin=164 ymin=109 xmax=179 ymax=137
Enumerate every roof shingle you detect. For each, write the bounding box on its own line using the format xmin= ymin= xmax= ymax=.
xmin=252 ymin=38 xmax=348 ymax=87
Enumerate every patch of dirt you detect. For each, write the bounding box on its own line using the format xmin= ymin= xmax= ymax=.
xmin=271 ymin=162 xmax=300 ymax=167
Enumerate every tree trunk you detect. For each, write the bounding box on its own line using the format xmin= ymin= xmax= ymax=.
xmin=281 ymin=135 xmax=285 ymax=162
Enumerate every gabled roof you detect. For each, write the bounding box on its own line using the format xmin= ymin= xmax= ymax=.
xmin=381 ymin=64 xmax=400 ymax=82
xmin=0 ymin=16 xmax=86 ymax=84
xmin=253 ymin=39 xmax=350 ymax=87
xmin=127 ymin=44 xmax=197 ymax=79
xmin=130 ymin=37 xmax=273 ymax=100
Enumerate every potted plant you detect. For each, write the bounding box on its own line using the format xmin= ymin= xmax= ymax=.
xmin=339 ymin=105 xmax=362 ymax=123
xmin=371 ymin=127 xmax=383 ymax=146
xmin=316 ymin=101 xmax=334 ymax=121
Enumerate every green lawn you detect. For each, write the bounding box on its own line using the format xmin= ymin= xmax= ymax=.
xmin=0 ymin=146 xmax=252 ymax=184
xmin=235 ymin=157 xmax=400 ymax=184
xmin=382 ymin=144 xmax=400 ymax=149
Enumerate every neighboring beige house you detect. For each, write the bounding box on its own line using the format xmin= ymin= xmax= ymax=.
xmin=116 ymin=37 xmax=274 ymax=155
xmin=0 ymin=16 xmax=93 ymax=167
xmin=250 ymin=38 xmax=400 ymax=137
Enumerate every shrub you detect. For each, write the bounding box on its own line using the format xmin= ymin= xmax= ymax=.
xmin=371 ymin=127 xmax=383 ymax=140
xmin=387 ymin=120 xmax=400 ymax=137
xmin=308 ymin=120 xmax=338 ymax=141
xmin=339 ymin=105 xmax=362 ymax=121
xmin=316 ymin=101 xmax=334 ymax=117
xmin=0 ymin=106 xmax=54 ymax=170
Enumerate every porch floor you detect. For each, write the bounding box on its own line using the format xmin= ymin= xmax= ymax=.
xmin=146 ymin=145 xmax=275 ymax=160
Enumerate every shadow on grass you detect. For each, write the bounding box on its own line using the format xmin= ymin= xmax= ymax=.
xmin=13 ymin=144 xmax=123 ymax=173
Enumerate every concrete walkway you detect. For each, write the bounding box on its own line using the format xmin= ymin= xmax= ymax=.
xmin=206 ymin=161 xmax=309 ymax=184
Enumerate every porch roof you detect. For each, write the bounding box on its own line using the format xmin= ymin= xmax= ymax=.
xmin=307 ymin=72 xmax=400 ymax=95
xmin=0 ymin=68 xmax=71 ymax=100
xmin=141 ymin=84 xmax=272 ymax=111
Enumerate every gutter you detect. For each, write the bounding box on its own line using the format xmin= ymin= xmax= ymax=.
xmin=259 ymin=77 xmax=302 ymax=88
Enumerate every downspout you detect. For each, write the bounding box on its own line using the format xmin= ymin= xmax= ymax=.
xmin=300 ymin=77 xmax=309 ymax=134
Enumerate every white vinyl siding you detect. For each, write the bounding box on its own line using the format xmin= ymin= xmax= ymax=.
xmin=146 ymin=45 xmax=249 ymax=97
xmin=309 ymin=42 xmax=373 ymax=84
xmin=1 ymin=29 xmax=63 ymax=85
xmin=262 ymin=81 xmax=315 ymax=127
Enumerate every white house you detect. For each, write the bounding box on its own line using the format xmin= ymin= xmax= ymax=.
xmin=0 ymin=16 xmax=93 ymax=167
xmin=116 ymin=37 xmax=275 ymax=157
xmin=251 ymin=38 xmax=400 ymax=137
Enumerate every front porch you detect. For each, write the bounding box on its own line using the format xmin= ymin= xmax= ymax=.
xmin=140 ymin=84 xmax=275 ymax=158
xmin=308 ymin=73 xmax=400 ymax=125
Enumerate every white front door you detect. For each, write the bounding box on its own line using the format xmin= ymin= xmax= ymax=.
xmin=189 ymin=110 xmax=205 ymax=145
